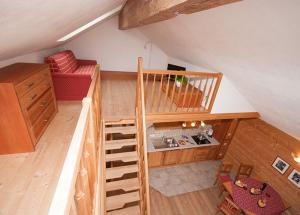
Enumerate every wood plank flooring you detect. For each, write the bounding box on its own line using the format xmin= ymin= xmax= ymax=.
xmin=101 ymin=79 xmax=136 ymax=121
xmin=150 ymin=187 xmax=222 ymax=215
xmin=0 ymin=102 xmax=81 ymax=215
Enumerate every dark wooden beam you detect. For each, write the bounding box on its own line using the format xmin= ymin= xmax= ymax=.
xmin=119 ymin=0 xmax=241 ymax=30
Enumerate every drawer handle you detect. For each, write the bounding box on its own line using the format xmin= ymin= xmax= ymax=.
xmin=40 ymin=102 xmax=48 ymax=107
xmin=44 ymin=119 xmax=49 ymax=122
xmin=31 ymin=94 xmax=38 ymax=100
xmin=27 ymin=82 xmax=34 ymax=88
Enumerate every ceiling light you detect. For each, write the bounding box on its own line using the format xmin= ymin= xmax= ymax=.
xmin=200 ymin=121 xmax=205 ymax=127
xmin=57 ymin=5 xmax=123 ymax=42
xmin=182 ymin=122 xmax=187 ymax=128
xmin=191 ymin=122 xmax=196 ymax=127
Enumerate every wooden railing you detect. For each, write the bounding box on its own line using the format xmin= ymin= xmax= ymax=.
xmin=142 ymin=68 xmax=223 ymax=115
xmin=48 ymin=66 xmax=104 ymax=215
xmin=135 ymin=58 xmax=151 ymax=215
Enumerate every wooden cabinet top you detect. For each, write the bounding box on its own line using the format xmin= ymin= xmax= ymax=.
xmin=0 ymin=63 xmax=49 ymax=84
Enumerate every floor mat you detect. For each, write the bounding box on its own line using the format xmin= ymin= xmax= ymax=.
xmin=149 ymin=161 xmax=220 ymax=197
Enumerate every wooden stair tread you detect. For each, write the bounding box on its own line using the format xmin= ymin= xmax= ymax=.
xmin=105 ymin=119 xmax=135 ymax=125
xmin=106 ymin=151 xmax=138 ymax=162
xmin=107 ymin=191 xmax=140 ymax=211
xmin=105 ymin=126 xmax=136 ymax=134
xmin=106 ymin=178 xmax=139 ymax=192
xmin=105 ymin=139 xmax=137 ymax=150
xmin=106 ymin=164 xmax=138 ymax=179
xmin=107 ymin=206 xmax=140 ymax=215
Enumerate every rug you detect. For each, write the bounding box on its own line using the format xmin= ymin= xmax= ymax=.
xmin=149 ymin=161 xmax=221 ymax=197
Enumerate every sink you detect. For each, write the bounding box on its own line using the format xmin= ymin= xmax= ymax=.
xmin=191 ymin=135 xmax=211 ymax=145
xmin=151 ymin=137 xmax=179 ymax=149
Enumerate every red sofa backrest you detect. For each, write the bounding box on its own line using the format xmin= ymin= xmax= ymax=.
xmin=45 ymin=50 xmax=78 ymax=73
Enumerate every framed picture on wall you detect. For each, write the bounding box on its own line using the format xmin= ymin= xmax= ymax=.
xmin=288 ymin=169 xmax=300 ymax=188
xmin=272 ymin=157 xmax=290 ymax=174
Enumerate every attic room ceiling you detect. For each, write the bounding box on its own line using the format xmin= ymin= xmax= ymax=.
xmin=138 ymin=0 xmax=300 ymax=139
xmin=0 ymin=0 xmax=125 ymax=61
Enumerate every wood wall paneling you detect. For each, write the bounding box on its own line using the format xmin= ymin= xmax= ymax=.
xmin=223 ymin=119 xmax=300 ymax=214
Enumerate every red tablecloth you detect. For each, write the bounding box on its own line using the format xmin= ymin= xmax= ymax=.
xmin=232 ymin=178 xmax=284 ymax=215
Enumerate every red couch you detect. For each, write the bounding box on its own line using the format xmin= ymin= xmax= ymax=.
xmin=45 ymin=50 xmax=97 ymax=100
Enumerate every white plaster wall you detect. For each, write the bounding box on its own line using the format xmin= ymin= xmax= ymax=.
xmin=167 ymin=57 xmax=255 ymax=113
xmin=62 ymin=17 xmax=168 ymax=72
xmin=0 ymin=47 xmax=60 ymax=68
xmin=139 ymin=0 xmax=300 ymax=139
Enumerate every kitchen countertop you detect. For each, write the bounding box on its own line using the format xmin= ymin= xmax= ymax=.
xmin=147 ymin=126 xmax=220 ymax=153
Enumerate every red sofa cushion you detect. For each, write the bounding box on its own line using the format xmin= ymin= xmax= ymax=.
xmin=45 ymin=50 xmax=78 ymax=73
xmin=74 ymin=65 xmax=96 ymax=76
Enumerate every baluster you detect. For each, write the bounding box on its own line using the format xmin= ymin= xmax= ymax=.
xmin=187 ymin=77 xmax=196 ymax=112
xmin=163 ymin=74 xmax=171 ymax=112
xmin=193 ymin=78 xmax=202 ymax=112
xmin=204 ymin=77 xmax=216 ymax=110
xmin=169 ymin=75 xmax=177 ymax=112
xmin=181 ymin=76 xmax=190 ymax=111
xmin=175 ymin=76 xmax=184 ymax=112
xmin=156 ymin=74 xmax=164 ymax=112
xmin=149 ymin=74 xmax=156 ymax=113
xmin=144 ymin=73 xmax=149 ymax=106
xmin=198 ymin=77 xmax=209 ymax=112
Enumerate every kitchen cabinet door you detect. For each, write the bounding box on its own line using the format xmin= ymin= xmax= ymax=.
xmin=148 ymin=152 xmax=164 ymax=167
xmin=179 ymin=148 xmax=195 ymax=163
xmin=163 ymin=150 xmax=181 ymax=165
xmin=193 ymin=147 xmax=210 ymax=161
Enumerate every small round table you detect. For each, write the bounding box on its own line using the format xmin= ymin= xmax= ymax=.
xmin=230 ymin=178 xmax=284 ymax=215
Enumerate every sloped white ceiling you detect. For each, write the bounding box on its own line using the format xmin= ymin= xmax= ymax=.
xmin=0 ymin=0 xmax=125 ymax=61
xmin=139 ymin=0 xmax=300 ymax=138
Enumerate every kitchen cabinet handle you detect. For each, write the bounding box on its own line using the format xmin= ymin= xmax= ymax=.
xmin=40 ymin=101 xmax=48 ymax=107
xmin=31 ymin=94 xmax=38 ymax=100
xmin=27 ymin=82 xmax=34 ymax=88
xmin=43 ymin=119 xmax=48 ymax=122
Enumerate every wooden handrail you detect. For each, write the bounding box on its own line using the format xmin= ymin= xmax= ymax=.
xmin=135 ymin=58 xmax=151 ymax=215
xmin=48 ymin=100 xmax=90 ymax=215
xmin=48 ymin=67 xmax=103 ymax=215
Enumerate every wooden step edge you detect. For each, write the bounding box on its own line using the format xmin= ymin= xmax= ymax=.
xmin=105 ymin=119 xmax=136 ymax=126
xmin=105 ymin=139 xmax=137 ymax=150
xmin=107 ymin=191 xmax=140 ymax=211
xmin=107 ymin=206 xmax=140 ymax=215
xmin=106 ymin=178 xmax=139 ymax=192
xmin=105 ymin=126 xmax=136 ymax=134
xmin=106 ymin=164 xmax=138 ymax=179
xmin=106 ymin=151 xmax=138 ymax=160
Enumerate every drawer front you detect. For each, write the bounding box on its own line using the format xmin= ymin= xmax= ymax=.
xmin=27 ymin=89 xmax=53 ymax=124
xmin=15 ymin=69 xmax=49 ymax=97
xmin=32 ymin=101 xmax=55 ymax=140
xmin=20 ymin=78 xmax=51 ymax=109
xmin=193 ymin=148 xmax=210 ymax=161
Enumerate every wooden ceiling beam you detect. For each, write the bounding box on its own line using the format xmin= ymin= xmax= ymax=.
xmin=119 ymin=0 xmax=241 ymax=30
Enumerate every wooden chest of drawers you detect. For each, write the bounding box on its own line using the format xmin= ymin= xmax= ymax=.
xmin=0 ymin=63 xmax=57 ymax=154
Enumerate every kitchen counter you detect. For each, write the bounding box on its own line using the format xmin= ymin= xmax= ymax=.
xmin=147 ymin=126 xmax=220 ymax=153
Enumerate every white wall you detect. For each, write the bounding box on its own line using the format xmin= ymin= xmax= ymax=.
xmin=62 ymin=16 xmax=255 ymax=114
xmin=0 ymin=47 xmax=60 ymax=68
xmin=139 ymin=0 xmax=300 ymax=139
xmin=167 ymin=57 xmax=255 ymax=113
xmin=63 ymin=17 xmax=168 ymax=72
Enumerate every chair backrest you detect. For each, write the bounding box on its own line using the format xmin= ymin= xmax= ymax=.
xmin=235 ymin=163 xmax=253 ymax=180
xmin=45 ymin=50 xmax=78 ymax=74
xmin=219 ymin=197 xmax=241 ymax=215
xmin=218 ymin=162 xmax=233 ymax=175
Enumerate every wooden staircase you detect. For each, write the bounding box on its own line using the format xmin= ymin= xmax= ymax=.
xmin=104 ymin=119 xmax=141 ymax=215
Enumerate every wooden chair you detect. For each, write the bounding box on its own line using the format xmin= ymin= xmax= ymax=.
xmin=235 ymin=163 xmax=253 ymax=180
xmin=214 ymin=162 xmax=233 ymax=197
xmin=215 ymin=196 xmax=241 ymax=215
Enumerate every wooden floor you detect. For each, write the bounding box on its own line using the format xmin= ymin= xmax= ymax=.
xmin=0 ymin=102 xmax=81 ymax=215
xmin=101 ymin=79 xmax=136 ymax=120
xmin=150 ymin=186 xmax=222 ymax=215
